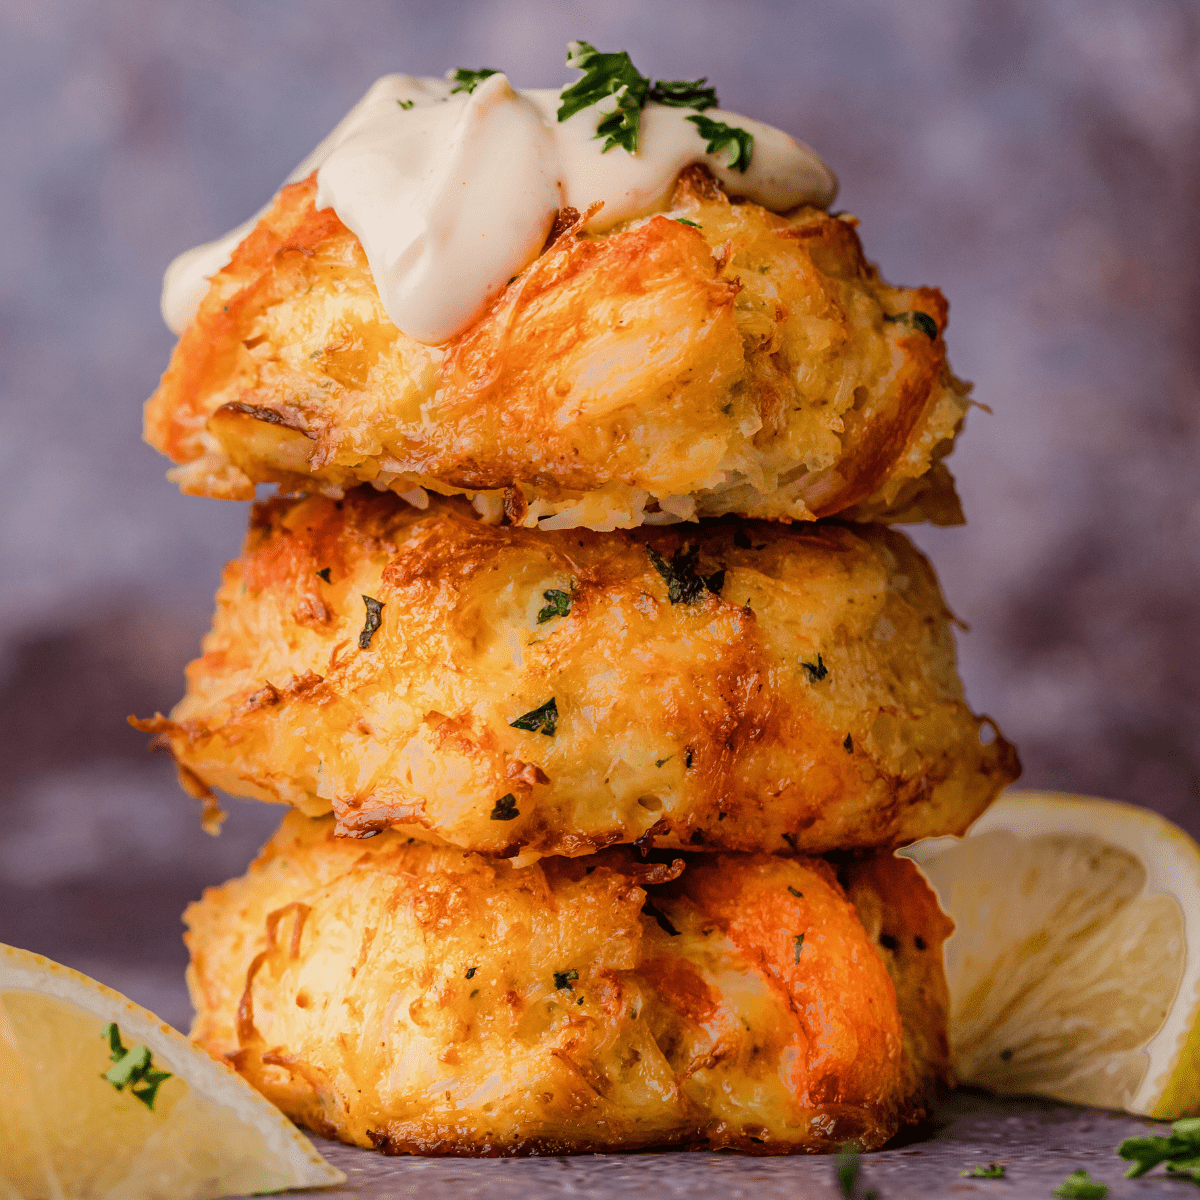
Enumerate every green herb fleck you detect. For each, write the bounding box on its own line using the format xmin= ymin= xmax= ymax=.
xmin=397 ymin=99 xmax=414 ymax=110
xmin=793 ymin=933 xmax=805 ymax=962
xmin=884 ymin=310 xmax=938 ymax=339
xmin=687 ymin=114 xmax=754 ymax=172
xmin=648 ymin=77 xmax=718 ymax=110
xmin=675 ymin=217 xmax=702 ymax=228
xmin=558 ymin=41 xmax=650 ymax=154
xmin=647 ymin=544 xmax=723 ymax=605
xmin=844 ymin=734 xmax=854 ymax=753
xmin=961 ymin=1163 xmax=1005 ymax=1178
xmin=465 ymin=966 xmax=478 ymax=979
xmin=101 ymin=1023 xmax=172 ymax=1111
xmin=510 ymin=697 xmax=558 ymax=737
xmin=490 ymin=793 xmax=520 ymax=821
xmin=1053 ymin=1170 xmax=1108 ymax=1198
xmin=316 ymin=567 xmax=331 ymax=583
xmin=450 ymin=67 xmax=499 ymax=95
xmin=1120 ymin=1116 xmax=1200 ymax=1181
xmin=800 ymin=654 xmax=828 ymax=683
xmin=553 ymin=969 xmax=579 ymax=990
xmin=788 ymin=886 xmax=803 ymax=898
xmin=835 ymin=1148 xmax=878 ymax=1200
xmin=358 ymin=595 xmax=384 ymax=649
xmin=655 ymin=755 xmax=673 ymax=768
xmin=537 ymin=589 xmax=572 ymax=623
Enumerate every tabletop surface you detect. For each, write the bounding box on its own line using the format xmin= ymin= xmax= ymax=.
xmin=235 ymin=1090 xmax=1186 ymax=1199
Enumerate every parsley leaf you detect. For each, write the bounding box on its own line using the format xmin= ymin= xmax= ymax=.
xmin=396 ymin=99 xmax=414 ymax=110
xmin=793 ymin=932 xmax=805 ymax=962
xmin=687 ymin=114 xmax=754 ymax=172
xmin=510 ymin=697 xmax=558 ymax=736
xmin=1120 ymin=1116 xmax=1200 ymax=1180
xmin=465 ymin=966 xmax=478 ymax=979
xmin=450 ymin=67 xmax=499 ymax=95
xmin=648 ymin=77 xmax=718 ymax=110
xmin=647 ymin=545 xmax=723 ymax=605
xmin=316 ymin=567 xmax=332 ymax=582
xmin=884 ymin=310 xmax=938 ymax=339
xmin=490 ymin=793 xmax=520 ymax=821
xmin=844 ymin=733 xmax=854 ymax=753
xmin=553 ymin=969 xmax=579 ymax=990
xmin=359 ymin=595 xmax=384 ymax=649
xmin=961 ymin=1163 xmax=1005 ymax=1178
xmin=788 ymin=886 xmax=803 ymax=897
xmin=558 ymin=41 xmax=650 ymax=155
xmin=675 ymin=217 xmax=702 ymax=228
xmin=537 ymin=588 xmax=572 ymax=623
xmin=100 ymin=1023 xmax=172 ymax=1111
xmin=800 ymin=654 xmax=828 ymax=682
xmin=835 ymin=1148 xmax=879 ymax=1200
xmin=1053 ymin=1170 xmax=1108 ymax=1199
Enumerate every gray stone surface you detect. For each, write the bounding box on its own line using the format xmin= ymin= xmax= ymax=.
xmin=236 ymin=1091 xmax=1183 ymax=1198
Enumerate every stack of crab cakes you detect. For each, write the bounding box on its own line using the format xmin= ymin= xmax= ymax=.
xmin=139 ymin=150 xmax=1018 ymax=1154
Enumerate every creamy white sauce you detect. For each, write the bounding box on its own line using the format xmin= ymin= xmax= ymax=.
xmin=161 ymin=72 xmax=837 ymax=344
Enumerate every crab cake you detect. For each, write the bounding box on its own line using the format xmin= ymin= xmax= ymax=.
xmin=145 ymin=167 xmax=969 ymax=531
xmin=185 ymin=811 xmax=952 ymax=1154
xmin=135 ymin=489 xmax=1018 ymax=858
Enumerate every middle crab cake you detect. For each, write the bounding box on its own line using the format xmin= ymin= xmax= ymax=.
xmin=139 ymin=489 xmax=1019 ymax=858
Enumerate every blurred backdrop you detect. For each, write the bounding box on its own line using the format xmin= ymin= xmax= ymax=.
xmin=1 ymin=0 xmax=1197 ymax=1030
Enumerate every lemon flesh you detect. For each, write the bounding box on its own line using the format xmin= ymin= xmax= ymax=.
xmin=906 ymin=792 xmax=1200 ymax=1118
xmin=0 ymin=944 xmax=343 ymax=1200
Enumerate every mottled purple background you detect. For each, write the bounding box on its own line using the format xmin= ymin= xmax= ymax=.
xmin=1 ymin=0 xmax=1197 ymax=1030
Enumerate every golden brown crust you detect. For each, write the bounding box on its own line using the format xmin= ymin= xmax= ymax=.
xmin=185 ymin=812 xmax=951 ymax=1154
xmin=145 ymin=169 xmax=970 ymax=527
xmin=135 ymin=489 xmax=1019 ymax=858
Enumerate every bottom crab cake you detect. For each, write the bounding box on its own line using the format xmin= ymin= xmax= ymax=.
xmin=138 ymin=488 xmax=1019 ymax=858
xmin=184 ymin=811 xmax=952 ymax=1155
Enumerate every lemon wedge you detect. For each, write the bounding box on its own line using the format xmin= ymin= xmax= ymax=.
xmin=903 ymin=790 xmax=1200 ymax=1118
xmin=0 ymin=942 xmax=344 ymax=1199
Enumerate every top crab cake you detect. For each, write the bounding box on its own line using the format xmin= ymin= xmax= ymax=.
xmin=134 ymin=488 xmax=1019 ymax=859
xmin=145 ymin=166 xmax=970 ymax=531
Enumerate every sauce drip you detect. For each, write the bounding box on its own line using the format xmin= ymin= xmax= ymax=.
xmin=161 ymin=72 xmax=837 ymax=344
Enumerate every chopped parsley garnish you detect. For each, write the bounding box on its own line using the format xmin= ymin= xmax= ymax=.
xmin=101 ymin=1023 xmax=172 ymax=1111
xmin=655 ymin=755 xmax=673 ymax=768
xmin=537 ymin=589 xmax=572 ymax=623
xmin=835 ymin=1148 xmax=878 ymax=1200
xmin=558 ymin=43 xmax=724 ymax=155
xmin=687 ymin=114 xmax=754 ymax=172
xmin=675 ymin=217 xmax=702 ymax=228
xmin=397 ymin=99 xmax=414 ymax=110
xmin=490 ymin=793 xmax=520 ymax=821
xmin=465 ymin=966 xmax=478 ymax=979
xmin=793 ymin=933 xmax=805 ymax=962
xmin=1120 ymin=1116 xmax=1200 ymax=1181
xmin=646 ymin=544 xmax=724 ymax=605
xmin=788 ymin=886 xmax=803 ymax=898
xmin=884 ymin=310 xmax=938 ymax=339
xmin=450 ymin=67 xmax=499 ymax=95
xmin=800 ymin=654 xmax=828 ymax=682
xmin=843 ymin=733 xmax=854 ymax=753
xmin=316 ymin=567 xmax=332 ymax=582
xmin=1053 ymin=1170 xmax=1108 ymax=1199
xmin=558 ymin=41 xmax=650 ymax=154
xmin=648 ymin=77 xmax=718 ymax=110
xmin=553 ymin=969 xmax=579 ymax=990
xmin=358 ymin=595 xmax=384 ymax=649
xmin=509 ymin=697 xmax=558 ymax=737
xmin=961 ymin=1163 xmax=1005 ymax=1178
